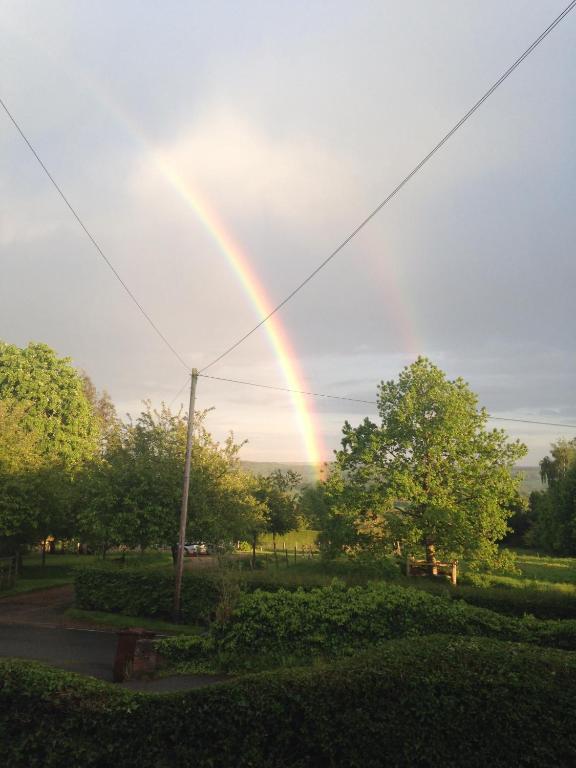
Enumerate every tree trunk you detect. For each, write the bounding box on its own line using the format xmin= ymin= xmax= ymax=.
xmin=425 ymin=539 xmax=438 ymax=576
xmin=41 ymin=539 xmax=47 ymax=568
xmin=251 ymin=534 xmax=257 ymax=570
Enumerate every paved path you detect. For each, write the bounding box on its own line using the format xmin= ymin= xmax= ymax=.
xmin=0 ymin=587 xmax=231 ymax=691
xmin=0 ymin=623 xmax=118 ymax=680
xmin=0 ymin=585 xmax=98 ymax=629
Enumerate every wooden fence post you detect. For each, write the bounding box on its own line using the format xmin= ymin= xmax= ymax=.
xmin=450 ymin=561 xmax=458 ymax=585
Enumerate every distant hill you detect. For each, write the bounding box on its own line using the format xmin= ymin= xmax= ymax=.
xmin=241 ymin=461 xmax=544 ymax=496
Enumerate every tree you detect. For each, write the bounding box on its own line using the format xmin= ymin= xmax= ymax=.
xmin=529 ymin=439 xmax=576 ymax=554
xmin=0 ymin=342 xmax=100 ymax=469
xmin=77 ymin=403 xmax=263 ymax=555
xmin=0 ymin=342 xmax=101 ymax=560
xmin=335 ymin=358 xmax=527 ymax=572
xmin=0 ymin=400 xmax=44 ymax=557
xmin=257 ymin=470 xmax=301 ymax=543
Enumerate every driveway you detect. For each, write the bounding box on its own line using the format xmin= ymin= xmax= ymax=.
xmin=0 ymin=586 xmax=231 ymax=690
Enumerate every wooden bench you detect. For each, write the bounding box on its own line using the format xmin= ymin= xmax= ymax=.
xmin=406 ymin=557 xmax=457 ymax=585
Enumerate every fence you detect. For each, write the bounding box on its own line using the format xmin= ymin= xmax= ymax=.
xmin=406 ymin=556 xmax=458 ymax=585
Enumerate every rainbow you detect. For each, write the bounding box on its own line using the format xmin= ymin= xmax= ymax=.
xmin=154 ymin=153 xmax=325 ymax=468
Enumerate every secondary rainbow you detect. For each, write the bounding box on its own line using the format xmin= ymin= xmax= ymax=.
xmin=154 ymin=153 xmax=325 ymax=468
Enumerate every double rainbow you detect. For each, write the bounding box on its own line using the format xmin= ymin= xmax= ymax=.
xmin=155 ymin=154 xmax=325 ymax=468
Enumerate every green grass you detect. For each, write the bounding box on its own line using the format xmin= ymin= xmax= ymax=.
xmin=473 ymin=551 xmax=576 ymax=595
xmin=258 ymin=530 xmax=319 ymax=551
xmin=65 ymin=608 xmax=202 ymax=635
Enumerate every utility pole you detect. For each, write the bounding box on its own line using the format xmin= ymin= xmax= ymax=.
xmin=173 ymin=368 xmax=198 ymax=621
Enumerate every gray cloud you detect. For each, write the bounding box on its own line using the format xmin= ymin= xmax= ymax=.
xmin=1 ymin=0 xmax=574 ymax=464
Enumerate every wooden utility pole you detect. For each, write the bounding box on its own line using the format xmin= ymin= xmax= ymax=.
xmin=173 ymin=368 xmax=198 ymax=621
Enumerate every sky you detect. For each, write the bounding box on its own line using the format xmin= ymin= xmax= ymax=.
xmin=1 ymin=0 xmax=575 ymax=465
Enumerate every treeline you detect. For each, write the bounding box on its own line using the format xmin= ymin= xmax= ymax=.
xmin=3 ymin=342 xmax=567 ymax=569
xmin=0 ymin=342 xmax=300 ymax=563
xmin=524 ymin=439 xmax=576 ymax=555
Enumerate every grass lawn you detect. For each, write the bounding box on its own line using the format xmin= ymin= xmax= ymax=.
xmin=481 ymin=550 xmax=576 ymax=594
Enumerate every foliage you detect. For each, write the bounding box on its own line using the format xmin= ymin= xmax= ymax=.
xmin=76 ymin=404 xmax=263 ymax=554
xmin=335 ymin=357 xmax=527 ymax=570
xmin=210 ymin=582 xmax=576 ymax=669
xmin=0 ymin=341 xmax=99 ymax=468
xmin=3 ymin=637 xmax=576 ymax=767
xmin=528 ymin=439 xmax=576 ymax=554
xmin=75 ymin=566 xmax=221 ymax=624
xmin=255 ymin=468 xmax=301 ymax=541
xmin=0 ymin=343 xmax=102 ymax=556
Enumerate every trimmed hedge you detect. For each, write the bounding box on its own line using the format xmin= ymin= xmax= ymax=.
xmin=75 ymin=566 xmax=221 ymax=623
xmin=208 ymin=582 xmax=576 ymax=668
xmin=74 ymin=566 xmax=341 ymax=623
xmin=2 ymin=636 xmax=576 ymax=767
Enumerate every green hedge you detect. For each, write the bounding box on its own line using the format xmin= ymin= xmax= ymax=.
xmin=208 ymin=582 xmax=576 ymax=668
xmin=2 ymin=637 xmax=576 ymax=767
xmin=74 ymin=567 xmax=340 ymax=623
xmin=74 ymin=567 xmax=220 ymax=623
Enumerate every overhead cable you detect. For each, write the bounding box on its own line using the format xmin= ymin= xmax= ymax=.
xmin=200 ymin=0 xmax=576 ymax=373
xmin=199 ymin=372 xmax=576 ymax=430
xmin=0 ymin=96 xmax=190 ymax=372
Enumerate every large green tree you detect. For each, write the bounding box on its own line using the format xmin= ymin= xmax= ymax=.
xmin=0 ymin=343 xmax=101 ymax=560
xmin=0 ymin=342 xmax=100 ymax=468
xmin=335 ymin=358 xmax=527 ymax=571
xmin=77 ymin=403 xmax=263 ymax=555
xmin=0 ymin=400 xmax=44 ymax=556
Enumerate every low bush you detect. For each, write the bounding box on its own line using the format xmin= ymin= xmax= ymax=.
xmin=2 ymin=636 xmax=576 ymax=767
xmin=210 ymin=582 xmax=576 ymax=668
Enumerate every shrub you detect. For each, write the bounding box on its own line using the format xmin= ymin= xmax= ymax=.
xmin=2 ymin=637 xmax=576 ymax=767
xmin=75 ymin=567 xmax=220 ymax=623
xmin=74 ymin=566 xmax=341 ymax=623
xmin=211 ymin=582 xmax=576 ymax=668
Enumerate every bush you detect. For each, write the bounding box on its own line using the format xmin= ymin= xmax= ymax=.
xmin=211 ymin=582 xmax=576 ymax=668
xmin=74 ymin=566 xmax=342 ymax=623
xmin=75 ymin=567 xmax=220 ymax=624
xmin=2 ymin=636 xmax=576 ymax=767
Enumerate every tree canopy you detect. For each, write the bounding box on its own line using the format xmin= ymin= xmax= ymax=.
xmin=529 ymin=438 xmax=576 ymax=554
xmin=0 ymin=342 xmax=100 ymax=468
xmin=335 ymin=357 xmax=527 ymax=570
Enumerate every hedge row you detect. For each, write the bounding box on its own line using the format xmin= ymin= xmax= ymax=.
xmin=74 ymin=567 xmax=221 ymax=623
xmin=2 ymin=636 xmax=576 ymax=768
xmin=74 ymin=566 xmax=341 ymax=623
xmin=203 ymin=582 xmax=576 ymax=669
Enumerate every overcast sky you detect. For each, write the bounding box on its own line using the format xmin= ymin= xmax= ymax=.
xmin=1 ymin=1 xmax=575 ymax=465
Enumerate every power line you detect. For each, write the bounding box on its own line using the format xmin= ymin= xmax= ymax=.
xmin=169 ymin=377 xmax=191 ymax=409
xmin=0 ymin=96 xmax=191 ymax=373
xmin=199 ymin=372 xmax=576 ymax=430
xmin=200 ymin=0 xmax=576 ymax=373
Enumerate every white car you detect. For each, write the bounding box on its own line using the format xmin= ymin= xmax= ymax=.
xmin=183 ymin=542 xmax=208 ymax=556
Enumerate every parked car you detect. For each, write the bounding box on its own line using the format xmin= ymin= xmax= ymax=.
xmin=183 ymin=542 xmax=208 ymax=556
